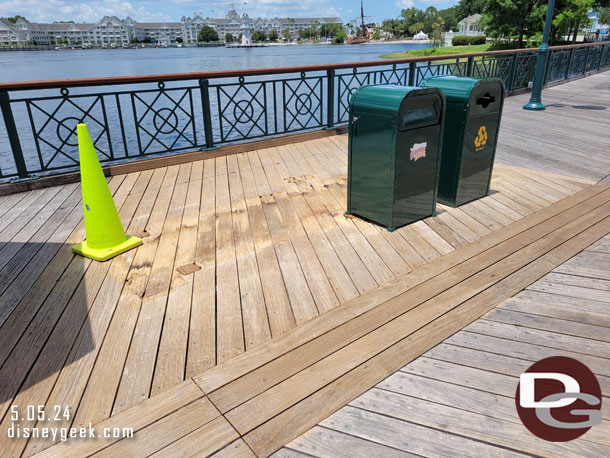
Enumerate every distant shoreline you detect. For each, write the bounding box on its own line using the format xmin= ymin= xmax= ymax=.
xmin=0 ymin=39 xmax=434 ymax=52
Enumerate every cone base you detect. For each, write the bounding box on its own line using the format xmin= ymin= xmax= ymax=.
xmin=72 ymin=235 xmax=143 ymax=262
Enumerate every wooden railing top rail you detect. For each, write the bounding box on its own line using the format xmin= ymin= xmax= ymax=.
xmin=0 ymin=41 xmax=605 ymax=91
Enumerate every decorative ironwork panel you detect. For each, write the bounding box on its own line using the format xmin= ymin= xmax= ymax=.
xmin=567 ymin=47 xmax=588 ymax=77
xmin=1 ymin=44 xmax=607 ymax=181
xmin=586 ymin=46 xmax=602 ymax=72
xmin=25 ymin=89 xmax=112 ymax=172
xmin=546 ymin=49 xmax=570 ymax=83
xmin=473 ymin=55 xmax=512 ymax=84
xmin=511 ymin=53 xmax=537 ymax=89
xmin=130 ymin=83 xmax=198 ymax=155
xmin=282 ymin=74 xmax=323 ymax=132
xmin=601 ymin=45 xmax=610 ymax=68
xmin=337 ymin=69 xmax=373 ymax=123
xmin=215 ymin=78 xmax=268 ymax=142
xmin=375 ymin=65 xmax=408 ymax=85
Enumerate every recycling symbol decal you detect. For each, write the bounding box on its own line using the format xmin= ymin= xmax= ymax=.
xmin=474 ymin=125 xmax=488 ymax=149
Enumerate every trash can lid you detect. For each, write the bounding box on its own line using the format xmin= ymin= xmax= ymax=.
xmin=350 ymin=84 xmax=444 ymax=117
xmin=421 ymin=76 xmax=504 ymax=104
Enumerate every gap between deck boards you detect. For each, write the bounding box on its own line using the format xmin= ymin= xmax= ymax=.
xmin=34 ymin=182 xmax=610 ymax=458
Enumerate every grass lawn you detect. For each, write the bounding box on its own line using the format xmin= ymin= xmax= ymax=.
xmin=381 ymin=44 xmax=492 ymax=59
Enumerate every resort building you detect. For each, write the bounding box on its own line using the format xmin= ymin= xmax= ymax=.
xmin=458 ymin=14 xmax=485 ymax=36
xmin=180 ymin=5 xmax=343 ymax=43
xmin=1 ymin=6 xmax=341 ymax=46
xmin=0 ymin=18 xmax=26 ymax=45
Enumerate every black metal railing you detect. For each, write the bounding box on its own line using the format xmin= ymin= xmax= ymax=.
xmin=1 ymin=42 xmax=608 ymax=180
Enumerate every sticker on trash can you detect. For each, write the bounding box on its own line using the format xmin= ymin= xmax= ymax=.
xmin=475 ymin=125 xmax=488 ymax=151
xmin=410 ymin=142 xmax=427 ymax=162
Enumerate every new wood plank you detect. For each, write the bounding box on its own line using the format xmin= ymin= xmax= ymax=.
xmin=210 ymin=439 xmax=256 ymax=458
xmin=34 ymin=380 xmax=205 ymax=458
xmin=205 ymin=187 xmax=610 ymax=415
xmin=243 ymin=151 xmax=297 ymax=335
xmin=0 ymin=175 xmax=126 ymax=366
xmin=149 ymin=416 xmax=238 ymax=458
xmin=93 ymin=399 xmax=219 ymax=457
xmin=112 ymin=164 xmax=186 ymax=414
xmin=0 ymin=173 xmax=146 ymax=458
xmin=253 ymin=149 xmax=340 ymax=312
xmin=241 ymin=208 xmax=610 ymax=455
xmin=227 ymin=158 xmax=273 ymax=347
xmin=23 ymin=170 xmax=157 ymax=456
xmin=194 ymin=185 xmax=607 ymax=397
xmin=214 ymin=156 xmax=246 ymax=362
xmin=65 ymin=168 xmax=167 ymax=432
xmin=188 ymin=158 xmax=217 ymax=377
xmin=152 ymin=161 xmax=203 ymax=395
xmin=261 ymin=148 xmax=359 ymax=304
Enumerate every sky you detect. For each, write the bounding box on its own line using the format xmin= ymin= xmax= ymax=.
xmin=0 ymin=0 xmax=459 ymax=24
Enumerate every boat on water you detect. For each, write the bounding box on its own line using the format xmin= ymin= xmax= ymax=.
xmin=347 ymin=0 xmax=370 ymax=44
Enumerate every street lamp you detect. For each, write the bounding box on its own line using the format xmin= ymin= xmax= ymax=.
xmin=523 ymin=0 xmax=556 ymax=110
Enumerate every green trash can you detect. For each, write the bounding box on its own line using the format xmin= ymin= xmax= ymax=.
xmin=421 ymin=76 xmax=505 ymax=207
xmin=347 ymin=85 xmax=446 ymax=231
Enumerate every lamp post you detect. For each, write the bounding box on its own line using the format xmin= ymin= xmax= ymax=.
xmin=523 ymin=0 xmax=556 ymax=110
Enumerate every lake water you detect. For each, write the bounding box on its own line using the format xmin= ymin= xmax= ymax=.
xmin=0 ymin=43 xmax=434 ymax=178
xmin=0 ymin=43 xmax=431 ymax=81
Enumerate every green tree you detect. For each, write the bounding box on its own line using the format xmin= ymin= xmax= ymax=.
xmin=456 ymin=0 xmax=488 ymax=20
xmin=8 ymin=15 xmax=25 ymax=23
xmin=382 ymin=19 xmax=401 ymax=38
xmin=320 ymin=23 xmax=343 ymax=37
xmin=408 ymin=22 xmax=425 ymax=35
xmin=482 ymin=0 xmax=543 ymax=48
xmin=333 ymin=31 xmax=347 ymax=43
xmin=431 ymin=16 xmax=445 ymax=45
xmin=282 ymin=29 xmax=292 ymax=41
xmin=553 ymin=0 xmax=594 ymax=42
xmin=372 ymin=29 xmax=381 ymax=39
xmin=438 ymin=6 xmax=459 ymax=31
xmin=600 ymin=7 xmax=610 ymax=25
xmin=198 ymin=25 xmax=219 ymax=42
xmin=225 ymin=32 xmax=233 ymax=42
xmin=252 ymin=30 xmax=267 ymax=42
xmin=176 ymin=37 xmax=183 ymax=43
xmin=268 ymin=30 xmax=279 ymax=41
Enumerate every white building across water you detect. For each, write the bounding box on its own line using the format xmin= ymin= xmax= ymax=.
xmin=1 ymin=5 xmax=342 ymax=46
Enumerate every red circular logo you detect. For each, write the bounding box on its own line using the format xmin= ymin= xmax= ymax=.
xmin=515 ymin=356 xmax=602 ymax=442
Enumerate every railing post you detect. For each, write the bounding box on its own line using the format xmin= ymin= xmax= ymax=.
xmin=199 ymin=78 xmax=215 ymax=149
xmin=0 ymin=90 xmax=30 ymax=179
xmin=564 ymin=47 xmax=574 ymax=79
xmin=466 ymin=56 xmax=474 ymax=77
xmin=597 ymin=44 xmax=604 ymax=70
xmin=408 ymin=62 xmax=416 ymax=86
xmin=326 ymin=69 xmax=335 ymax=128
xmin=583 ymin=46 xmax=591 ymax=74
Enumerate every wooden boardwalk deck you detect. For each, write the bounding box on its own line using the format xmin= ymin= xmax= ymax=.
xmin=278 ymin=234 xmax=610 ymax=458
xmin=0 ymin=72 xmax=607 ymax=457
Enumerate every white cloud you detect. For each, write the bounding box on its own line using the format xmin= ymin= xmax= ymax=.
xmin=395 ymin=0 xmax=414 ymax=9
xmin=0 ymin=0 xmax=170 ymax=22
xmin=0 ymin=0 xmax=343 ymax=23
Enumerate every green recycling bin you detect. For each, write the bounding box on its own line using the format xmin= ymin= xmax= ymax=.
xmin=421 ymin=76 xmax=505 ymax=207
xmin=347 ymin=85 xmax=446 ymax=231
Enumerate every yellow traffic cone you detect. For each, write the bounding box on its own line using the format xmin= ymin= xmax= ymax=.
xmin=72 ymin=123 xmax=142 ymax=261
